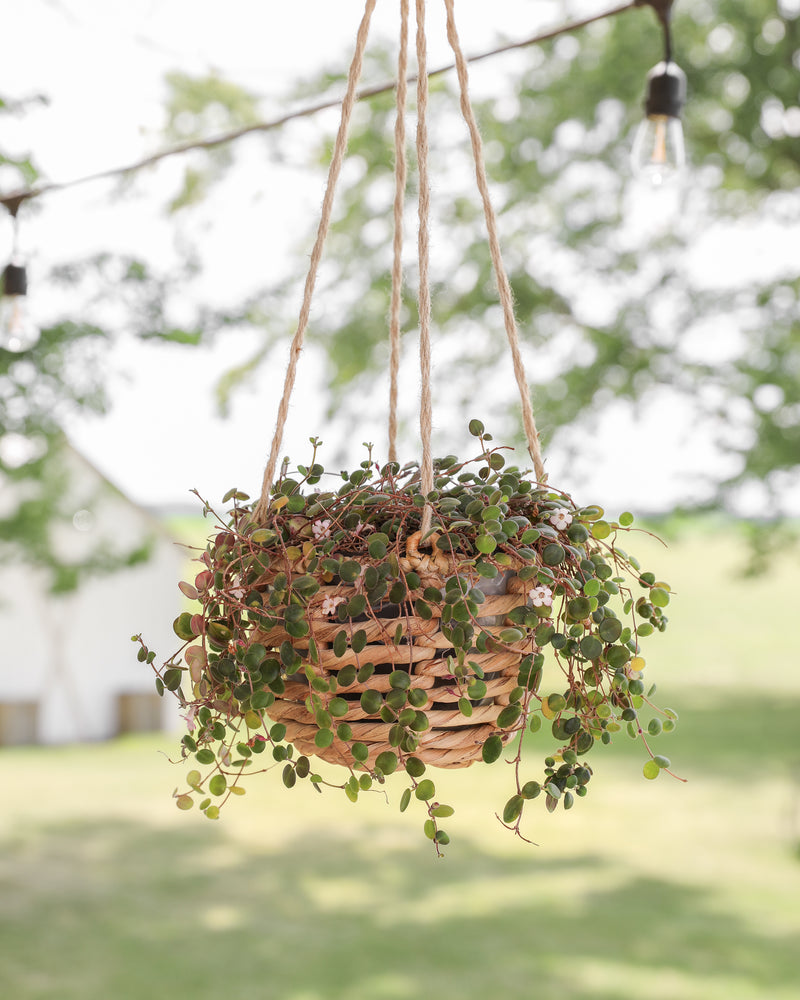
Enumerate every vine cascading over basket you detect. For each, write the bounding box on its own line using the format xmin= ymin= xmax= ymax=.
xmin=143 ymin=0 xmax=678 ymax=850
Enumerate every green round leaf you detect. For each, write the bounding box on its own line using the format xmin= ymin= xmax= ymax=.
xmin=250 ymin=690 xmax=271 ymax=710
xmin=368 ymin=538 xmax=387 ymax=559
xmin=579 ymin=636 xmax=604 ymax=660
xmin=360 ymin=689 xmax=382 ymax=715
xmin=650 ymin=587 xmax=670 ymax=608
xmin=521 ymin=781 xmax=541 ymax=799
xmin=405 ymin=756 xmax=426 ymax=778
xmin=208 ymin=774 xmax=227 ymax=796
xmin=542 ymin=543 xmax=566 ymax=566
xmin=328 ymin=697 xmax=349 ymax=718
xmin=337 ymin=664 xmax=357 ymax=688
xmin=643 ymin=759 xmax=660 ymax=780
xmin=502 ymin=794 xmax=525 ymax=824
xmin=482 ymin=733 xmax=504 ymax=764
xmin=375 ymin=751 xmax=398 ymax=775
xmin=496 ymin=704 xmax=523 ymax=729
xmin=172 ymin=612 xmax=195 ymax=641
xmin=567 ymin=596 xmax=592 ymax=619
xmin=314 ymin=729 xmax=334 ymax=749
xmin=338 ymin=560 xmax=361 ymax=583
xmin=475 ymin=534 xmax=497 ymax=555
xmin=598 ymin=617 xmax=623 ymax=643
xmin=415 ymin=779 xmax=436 ymax=801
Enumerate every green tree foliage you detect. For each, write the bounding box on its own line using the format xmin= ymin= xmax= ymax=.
xmin=0 ymin=101 xmax=203 ymax=588
xmin=161 ymin=71 xmax=262 ymax=211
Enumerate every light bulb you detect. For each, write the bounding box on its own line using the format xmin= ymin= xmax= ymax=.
xmin=631 ymin=61 xmax=687 ymax=186
xmin=1 ymin=262 xmax=40 ymax=353
xmin=631 ymin=114 xmax=685 ymax=185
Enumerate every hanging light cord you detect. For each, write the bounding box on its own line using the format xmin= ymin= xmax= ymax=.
xmin=634 ymin=0 xmax=674 ymax=63
xmin=0 ymin=1 xmax=639 ymax=214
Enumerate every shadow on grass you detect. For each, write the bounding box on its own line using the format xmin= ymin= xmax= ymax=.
xmin=1 ymin=817 xmax=797 ymax=1000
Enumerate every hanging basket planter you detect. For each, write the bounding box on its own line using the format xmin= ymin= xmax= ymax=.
xmin=138 ymin=0 xmax=681 ymax=851
xmin=214 ymin=473 xmax=538 ymax=773
xmin=140 ymin=427 xmax=677 ymax=851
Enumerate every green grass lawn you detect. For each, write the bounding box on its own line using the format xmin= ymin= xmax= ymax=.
xmin=2 ymin=525 xmax=799 ymax=1000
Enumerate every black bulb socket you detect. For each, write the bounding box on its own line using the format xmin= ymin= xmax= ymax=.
xmin=2 ymin=263 xmax=28 ymax=297
xmin=644 ymin=62 xmax=686 ymax=119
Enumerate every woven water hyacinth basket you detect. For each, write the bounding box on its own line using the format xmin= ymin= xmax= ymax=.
xmin=256 ymin=531 xmax=536 ymax=768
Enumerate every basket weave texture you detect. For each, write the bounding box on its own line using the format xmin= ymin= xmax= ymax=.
xmin=258 ymin=532 xmax=535 ymax=768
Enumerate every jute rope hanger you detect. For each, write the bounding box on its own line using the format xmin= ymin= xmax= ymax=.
xmin=255 ymin=0 xmax=545 ymax=525
xmin=415 ymin=0 xmax=435 ymax=536
xmin=253 ymin=0 xmax=377 ymax=523
xmin=387 ymin=0 xmax=410 ymax=465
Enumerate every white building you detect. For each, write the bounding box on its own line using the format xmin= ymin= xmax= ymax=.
xmin=0 ymin=442 xmax=186 ymax=745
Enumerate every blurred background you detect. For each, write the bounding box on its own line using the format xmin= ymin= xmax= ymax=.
xmin=1 ymin=2 xmax=799 ymax=997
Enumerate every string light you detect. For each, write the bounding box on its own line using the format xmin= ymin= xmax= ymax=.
xmin=1 ymin=209 xmax=40 ymax=353
xmin=631 ymin=0 xmax=687 ymax=185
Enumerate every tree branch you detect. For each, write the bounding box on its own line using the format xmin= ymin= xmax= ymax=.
xmin=0 ymin=1 xmax=637 ymax=212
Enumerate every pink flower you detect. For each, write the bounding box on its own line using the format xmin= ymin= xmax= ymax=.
xmin=180 ymin=705 xmax=198 ymax=732
xmin=312 ymin=518 xmax=332 ymax=541
xmin=529 ymin=585 xmax=553 ymax=608
xmin=321 ymin=595 xmax=346 ymax=616
xmin=549 ymin=507 xmax=573 ymax=531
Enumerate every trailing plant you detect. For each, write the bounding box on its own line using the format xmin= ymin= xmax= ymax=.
xmin=136 ymin=421 xmax=679 ymax=854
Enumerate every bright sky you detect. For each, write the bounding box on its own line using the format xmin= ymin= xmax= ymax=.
xmin=2 ymin=1 xmax=796 ymax=516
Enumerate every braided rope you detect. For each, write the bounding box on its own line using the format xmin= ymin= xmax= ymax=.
xmin=442 ymin=0 xmax=546 ymax=482
xmin=415 ymin=0 xmax=435 ymax=536
xmin=388 ymin=0 xmax=410 ymax=463
xmin=255 ymin=0 xmax=377 ymax=520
